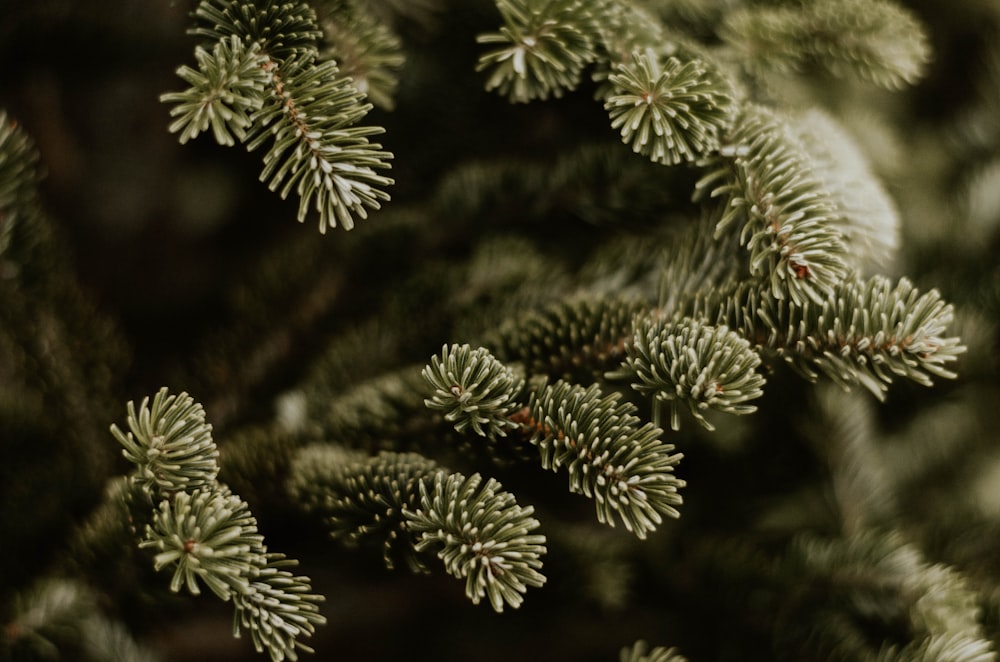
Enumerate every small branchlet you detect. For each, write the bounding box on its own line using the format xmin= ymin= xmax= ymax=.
xmin=422 ymin=344 xmax=525 ymax=439
xmin=477 ymin=0 xmax=599 ymax=102
xmin=110 ymin=388 xmax=219 ymax=494
xmin=518 ymin=380 xmax=685 ymax=538
xmin=140 ymin=486 xmax=265 ymax=600
xmin=605 ymin=49 xmax=735 ymax=165
xmin=625 ymin=316 xmax=766 ymax=431
xmin=404 ymin=471 xmax=547 ymax=612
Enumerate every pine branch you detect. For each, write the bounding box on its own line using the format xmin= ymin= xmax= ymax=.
xmin=620 ymin=640 xmax=688 ymax=662
xmin=110 ymin=389 xmax=219 ymax=494
xmin=720 ymin=0 xmax=930 ymax=89
xmin=477 ymin=0 xmax=600 ymax=102
xmin=688 ymin=275 xmax=965 ymax=399
xmin=404 ymin=471 xmax=547 ymax=612
xmin=288 ymin=445 xmax=440 ymax=572
xmin=422 ymin=344 xmax=526 ymax=440
xmin=696 ymin=103 xmax=849 ymax=305
xmin=246 ymin=54 xmax=393 ymax=232
xmin=623 ymin=315 xmax=765 ymax=431
xmin=315 ymin=0 xmax=405 ymax=110
xmin=140 ymin=486 xmax=266 ymax=600
xmin=110 ymin=388 xmax=325 ymax=661
xmin=0 ymin=110 xmax=43 ymax=262
xmin=515 ymin=379 xmax=685 ymax=538
xmin=290 ymin=446 xmax=547 ymax=611
xmin=787 ymin=109 xmax=900 ymax=274
xmin=605 ymin=48 xmax=735 ymax=166
xmin=191 ymin=0 xmax=323 ymax=60
xmin=493 ymin=295 xmax=647 ymax=382
xmin=232 ymin=555 xmax=326 ymax=661
xmin=160 ymin=36 xmax=271 ymax=146
xmin=163 ymin=0 xmax=394 ymax=233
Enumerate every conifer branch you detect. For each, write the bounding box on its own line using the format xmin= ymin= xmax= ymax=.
xmin=404 ymin=471 xmax=547 ymax=612
xmin=516 ymin=380 xmax=685 ymax=539
xmin=110 ymin=389 xmax=219 ymax=494
xmin=246 ymin=54 xmax=393 ymax=232
xmin=422 ymin=344 xmax=526 ymax=439
xmin=690 ymin=276 xmax=966 ymax=399
xmin=191 ymin=0 xmax=323 ymax=60
xmin=232 ymin=555 xmax=326 ymax=661
xmin=289 ymin=446 xmax=547 ymax=611
xmin=494 ymin=296 xmax=646 ymax=382
xmin=316 ymin=0 xmax=404 ymax=110
xmin=605 ymin=49 xmax=735 ymax=166
xmin=620 ymin=640 xmax=688 ymax=662
xmin=139 ymin=486 xmax=266 ymax=600
xmin=160 ymin=36 xmax=271 ymax=146
xmin=288 ymin=445 xmax=440 ymax=572
xmin=163 ymin=0 xmax=394 ymax=233
xmin=477 ymin=0 xmax=599 ymax=102
xmin=110 ymin=388 xmax=325 ymax=661
xmin=721 ymin=0 xmax=930 ymax=89
xmin=788 ymin=109 xmax=900 ymax=273
xmin=696 ymin=104 xmax=849 ymax=305
xmin=0 ymin=111 xmax=43 ymax=261
xmin=624 ymin=316 xmax=765 ymax=431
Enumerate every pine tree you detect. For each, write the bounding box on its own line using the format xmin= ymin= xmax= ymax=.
xmin=2 ymin=0 xmax=1000 ymax=660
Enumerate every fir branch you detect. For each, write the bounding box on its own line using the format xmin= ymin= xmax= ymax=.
xmin=0 ymin=110 xmax=43 ymax=261
xmin=288 ymin=445 xmax=440 ymax=572
xmin=110 ymin=389 xmax=220 ymax=494
xmin=167 ymin=0 xmax=394 ymax=232
xmin=721 ymin=0 xmax=930 ymax=89
xmin=494 ymin=296 xmax=647 ymax=382
xmin=624 ymin=315 xmax=766 ymax=431
xmin=139 ymin=485 xmax=266 ymax=600
xmin=788 ymin=109 xmax=900 ymax=274
xmin=696 ymin=103 xmax=849 ymax=305
xmin=605 ymin=49 xmax=735 ymax=166
xmin=110 ymin=389 xmax=325 ymax=661
xmin=246 ymin=55 xmax=393 ymax=232
xmin=161 ymin=35 xmax=272 ymax=146
xmin=232 ymin=555 xmax=326 ymax=661
xmin=477 ymin=0 xmax=599 ymax=102
xmin=516 ymin=380 xmax=685 ymax=538
xmin=620 ymin=640 xmax=688 ymax=662
xmin=316 ymin=0 xmax=405 ymax=110
xmin=692 ymin=276 xmax=966 ymax=399
xmin=422 ymin=344 xmax=525 ymax=440
xmin=404 ymin=471 xmax=547 ymax=612
xmin=191 ymin=0 xmax=323 ymax=61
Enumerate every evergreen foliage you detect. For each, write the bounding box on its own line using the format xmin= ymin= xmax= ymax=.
xmin=2 ymin=0 xmax=998 ymax=660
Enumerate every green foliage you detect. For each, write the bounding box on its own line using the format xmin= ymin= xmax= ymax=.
xmin=422 ymin=344 xmax=526 ymax=439
xmin=289 ymin=446 xmax=440 ymax=572
xmin=288 ymin=445 xmax=547 ymax=611
xmin=110 ymin=389 xmax=219 ymax=494
xmin=605 ymin=49 xmax=735 ymax=165
xmin=163 ymin=0 xmax=393 ymax=232
xmin=405 ymin=471 xmax=547 ymax=612
xmin=521 ymin=380 xmax=685 ymax=538
xmin=477 ymin=0 xmax=599 ymax=102
xmin=697 ymin=103 xmax=850 ymax=305
xmin=692 ymin=275 xmax=966 ymax=399
xmin=315 ymin=0 xmax=405 ymax=110
xmin=161 ymin=36 xmax=270 ymax=146
xmin=1 ymin=0 xmax=991 ymax=659
xmin=620 ymin=640 xmax=687 ymax=662
xmin=721 ymin=0 xmax=931 ymax=89
xmin=625 ymin=316 xmax=765 ymax=431
xmin=111 ymin=388 xmax=325 ymax=661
